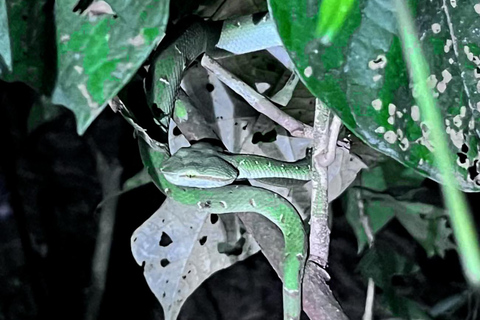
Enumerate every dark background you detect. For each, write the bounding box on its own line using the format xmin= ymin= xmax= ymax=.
xmin=1 ymin=80 xmax=476 ymax=320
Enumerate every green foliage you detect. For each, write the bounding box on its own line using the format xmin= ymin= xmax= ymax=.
xmin=0 ymin=0 xmax=169 ymax=135
xmin=344 ymin=160 xmax=455 ymax=257
xmin=2 ymin=0 xmax=479 ymax=318
xmin=268 ymin=0 xmax=480 ymax=191
xmin=357 ymin=245 xmax=432 ymax=319
xmin=0 ymin=0 xmax=53 ymax=91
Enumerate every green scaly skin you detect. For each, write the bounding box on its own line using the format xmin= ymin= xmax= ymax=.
xmin=139 ymin=139 xmax=307 ymax=320
xmin=145 ymin=19 xmax=308 ymax=320
xmin=147 ymin=21 xmax=220 ymax=130
xmin=160 ymin=142 xmax=311 ymax=188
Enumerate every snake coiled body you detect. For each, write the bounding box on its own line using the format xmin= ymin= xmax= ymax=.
xmin=147 ymin=21 xmax=219 ymax=129
xmin=143 ymin=19 xmax=308 ymax=320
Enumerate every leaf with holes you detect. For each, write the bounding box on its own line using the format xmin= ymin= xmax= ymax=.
xmin=131 ymin=199 xmax=259 ymax=320
xmin=52 ymin=0 xmax=168 ymax=135
xmin=268 ymin=0 xmax=480 ymax=191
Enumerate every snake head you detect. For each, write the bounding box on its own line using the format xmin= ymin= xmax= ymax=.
xmin=160 ymin=147 xmax=238 ymax=188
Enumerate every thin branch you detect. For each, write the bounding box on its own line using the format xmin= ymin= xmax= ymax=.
xmin=84 ymin=139 xmax=123 ymax=320
xmin=356 ymin=184 xmax=375 ymax=320
xmin=363 ymin=279 xmax=375 ymax=320
xmin=317 ymin=115 xmax=342 ymax=167
xmin=201 ymin=54 xmax=313 ymax=139
xmin=309 ymin=99 xmax=335 ymax=267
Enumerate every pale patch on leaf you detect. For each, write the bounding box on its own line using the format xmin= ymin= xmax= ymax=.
xmin=131 ymin=200 xmax=259 ymax=320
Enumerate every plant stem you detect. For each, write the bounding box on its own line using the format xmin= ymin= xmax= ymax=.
xmin=394 ymin=0 xmax=480 ymax=286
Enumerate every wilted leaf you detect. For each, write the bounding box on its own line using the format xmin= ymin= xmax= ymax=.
xmin=131 ymin=199 xmax=259 ymax=320
xmin=53 ymin=0 xmax=169 ymax=135
xmin=268 ymin=0 xmax=480 ymax=191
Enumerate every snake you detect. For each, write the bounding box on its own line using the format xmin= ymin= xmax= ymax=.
xmin=139 ymin=15 xmax=309 ymax=320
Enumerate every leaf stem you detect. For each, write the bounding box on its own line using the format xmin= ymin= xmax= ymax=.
xmin=394 ymin=0 xmax=480 ymax=286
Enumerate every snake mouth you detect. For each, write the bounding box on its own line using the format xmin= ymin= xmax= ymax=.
xmin=178 ymin=174 xmax=233 ymax=182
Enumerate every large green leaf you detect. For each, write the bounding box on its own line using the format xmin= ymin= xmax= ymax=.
xmin=52 ymin=0 xmax=169 ymax=135
xmin=0 ymin=0 xmax=54 ymax=91
xmin=268 ymin=0 xmax=480 ymax=191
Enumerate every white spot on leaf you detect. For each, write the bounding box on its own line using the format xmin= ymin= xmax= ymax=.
xmin=399 ymin=137 xmax=410 ymax=151
xmin=411 ymin=105 xmax=420 ymax=121
xmin=475 ymin=3 xmax=480 ymax=14
xmin=416 ymin=122 xmax=434 ymax=151
xmin=384 ymin=131 xmax=397 ymax=144
xmin=396 ymin=129 xmax=404 ymax=139
xmin=375 ymin=126 xmax=386 ymax=133
xmin=464 ymin=46 xmax=474 ymax=61
xmin=444 ymin=39 xmax=453 ymax=53
xmin=77 ymin=84 xmax=99 ymax=109
xmin=388 ymin=103 xmax=396 ymax=115
xmin=129 ymin=34 xmax=145 ymax=46
xmin=442 ymin=69 xmax=452 ymax=83
xmin=448 ymin=128 xmax=464 ymax=148
xmin=437 ymin=82 xmax=447 ymax=93
xmin=388 ymin=116 xmax=395 ymax=125
xmin=474 ymin=67 xmax=480 ymax=79
xmin=368 ymin=55 xmax=387 ymax=70
xmin=431 ymin=23 xmax=441 ymax=34
xmin=453 ymin=115 xmax=462 ymax=127
xmin=304 ymin=66 xmax=313 ymax=77
xmin=371 ymin=99 xmax=382 ymax=111
xmin=427 ymin=75 xmax=438 ymax=89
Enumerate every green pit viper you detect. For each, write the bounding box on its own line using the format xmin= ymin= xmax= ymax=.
xmin=139 ymin=15 xmax=310 ymax=320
